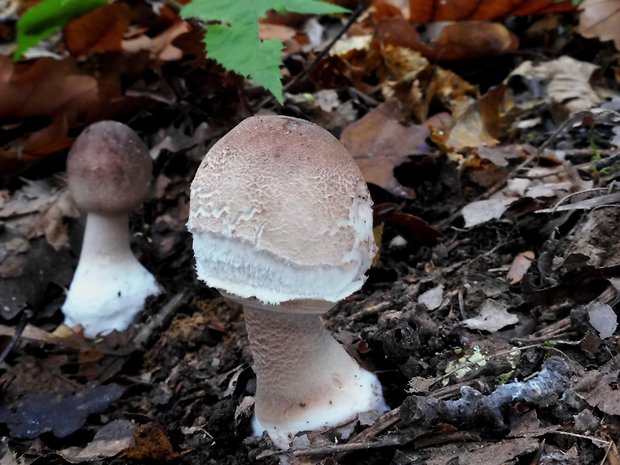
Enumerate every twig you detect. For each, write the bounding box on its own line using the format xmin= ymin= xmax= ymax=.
xmin=134 ymin=292 xmax=188 ymax=348
xmin=257 ymin=434 xmax=409 ymax=459
xmin=0 ymin=308 xmax=32 ymax=364
xmin=255 ymin=2 xmax=370 ymax=110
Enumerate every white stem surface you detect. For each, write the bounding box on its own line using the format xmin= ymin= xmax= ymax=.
xmin=62 ymin=213 xmax=161 ymax=337
xmin=243 ymin=301 xmax=387 ymax=449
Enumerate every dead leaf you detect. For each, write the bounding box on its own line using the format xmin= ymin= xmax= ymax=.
xmin=588 ymin=302 xmax=618 ymax=339
xmin=581 ymin=356 xmax=620 ymax=416
xmin=63 ymin=3 xmax=130 ymax=55
xmin=507 ymin=251 xmax=535 ymax=285
xmin=419 ymin=21 xmax=518 ymax=61
xmin=0 ymin=384 xmax=123 ymax=439
xmin=340 ymin=102 xmax=429 ymax=198
xmin=386 ymin=212 xmax=442 ymax=245
xmin=462 ymin=196 xmax=517 ymax=227
xmin=61 ymin=419 xmax=137 ymax=462
xmin=122 ymin=21 xmax=191 ymax=61
xmin=444 ymin=85 xmax=512 ymax=150
xmin=579 ymin=0 xmax=620 ymax=50
xmin=410 ymin=0 xmax=577 ymax=22
xmin=508 ymin=57 xmax=602 ymax=115
xmin=418 ymin=284 xmax=444 ymax=310
xmin=462 ymin=299 xmax=519 ymax=332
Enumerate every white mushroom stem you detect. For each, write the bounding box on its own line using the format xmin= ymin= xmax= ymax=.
xmin=62 ymin=213 xmax=162 ymax=337
xmin=243 ymin=301 xmax=387 ymax=449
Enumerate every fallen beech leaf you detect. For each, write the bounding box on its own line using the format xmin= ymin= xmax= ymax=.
xmin=418 ymin=284 xmax=444 ymax=310
xmin=386 ymin=212 xmax=442 ymax=246
xmin=462 ymin=197 xmax=517 ymax=227
xmin=341 ymin=102 xmax=429 ymax=198
xmin=508 ymin=57 xmax=601 ymax=115
xmin=579 ymin=0 xmax=620 ymax=50
xmin=462 ymin=299 xmax=518 ymax=332
xmin=443 ymin=85 xmax=512 ymax=150
xmin=410 ymin=0 xmax=577 ymax=23
xmin=420 ymin=21 xmax=518 ymax=61
xmin=63 ymin=3 xmax=130 ymax=54
xmin=582 ymin=356 xmax=620 ymax=416
xmin=61 ymin=419 xmax=137 ymax=462
xmin=122 ymin=21 xmax=190 ymax=61
xmin=0 ymin=56 xmax=98 ymax=121
xmin=507 ymin=251 xmax=535 ymax=285
xmin=588 ymin=302 xmax=618 ymax=340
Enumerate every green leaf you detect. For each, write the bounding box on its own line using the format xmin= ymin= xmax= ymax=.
xmin=14 ymin=0 xmax=107 ymax=61
xmin=180 ymin=0 xmax=349 ymax=103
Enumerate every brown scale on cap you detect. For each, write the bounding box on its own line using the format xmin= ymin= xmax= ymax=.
xmin=67 ymin=121 xmax=152 ymax=215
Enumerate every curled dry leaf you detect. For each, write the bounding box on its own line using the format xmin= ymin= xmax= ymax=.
xmin=409 ymin=0 xmax=577 ymax=23
xmin=63 ymin=3 xmax=130 ymax=55
xmin=579 ymin=0 xmax=620 ymax=50
xmin=508 ymin=57 xmax=602 ymax=116
xmin=462 ymin=299 xmax=519 ymax=333
xmin=417 ymin=21 xmax=518 ymax=61
xmin=506 ymin=251 xmax=535 ymax=285
xmin=340 ymin=102 xmax=430 ymax=198
xmin=122 ymin=21 xmax=191 ymax=61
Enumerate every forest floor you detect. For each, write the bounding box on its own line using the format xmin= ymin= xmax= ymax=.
xmin=1 ymin=1 xmax=620 ymax=464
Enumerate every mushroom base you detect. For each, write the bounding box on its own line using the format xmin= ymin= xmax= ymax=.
xmin=62 ymin=213 xmax=162 ymax=337
xmin=243 ymin=303 xmax=388 ymax=449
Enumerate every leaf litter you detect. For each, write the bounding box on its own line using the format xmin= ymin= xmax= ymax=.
xmin=2 ymin=1 xmax=620 ymax=465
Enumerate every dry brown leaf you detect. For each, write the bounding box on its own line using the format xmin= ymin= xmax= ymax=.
xmin=410 ymin=0 xmax=577 ymax=23
xmin=122 ymin=21 xmax=191 ymax=61
xmin=386 ymin=213 xmax=442 ymax=246
xmin=507 ymin=251 xmax=535 ymax=284
xmin=340 ymin=102 xmax=430 ymax=198
xmin=63 ymin=3 xmax=130 ymax=55
xmin=0 ymin=57 xmax=98 ymax=121
xmin=579 ymin=0 xmax=620 ymax=50
xmin=508 ymin=57 xmax=602 ymax=115
xmin=0 ymin=55 xmax=151 ymax=172
xmin=442 ymin=85 xmax=513 ymax=150
xmin=419 ymin=21 xmax=519 ymax=61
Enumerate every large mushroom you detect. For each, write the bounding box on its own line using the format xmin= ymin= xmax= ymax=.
xmin=63 ymin=120 xmax=162 ymax=337
xmin=188 ymin=115 xmax=387 ymax=449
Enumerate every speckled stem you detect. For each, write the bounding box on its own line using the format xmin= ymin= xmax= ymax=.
xmin=243 ymin=302 xmax=365 ymax=429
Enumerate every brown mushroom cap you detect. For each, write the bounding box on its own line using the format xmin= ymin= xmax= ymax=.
xmin=188 ymin=115 xmax=376 ymax=305
xmin=67 ymin=121 xmax=152 ymax=215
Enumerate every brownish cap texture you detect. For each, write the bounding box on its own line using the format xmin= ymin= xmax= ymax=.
xmin=67 ymin=121 xmax=152 ymax=215
xmin=188 ymin=115 xmax=376 ymax=304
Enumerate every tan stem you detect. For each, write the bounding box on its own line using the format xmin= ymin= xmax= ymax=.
xmin=243 ymin=303 xmax=365 ymax=428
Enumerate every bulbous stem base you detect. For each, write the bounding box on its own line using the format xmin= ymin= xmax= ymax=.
xmin=243 ymin=301 xmax=387 ymax=449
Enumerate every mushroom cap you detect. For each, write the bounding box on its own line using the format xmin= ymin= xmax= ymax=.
xmin=188 ymin=115 xmax=376 ymax=306
xmin=67 ymin=121 xmax=152 ymax=215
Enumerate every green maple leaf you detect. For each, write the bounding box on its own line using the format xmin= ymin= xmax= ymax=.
xmin=180 ymin=0 xmax=349 ymax=103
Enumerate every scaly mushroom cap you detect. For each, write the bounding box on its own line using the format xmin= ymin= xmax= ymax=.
xmin=67 ymin=121 xmax=152 ymax=215
xmin=188 ymin=115 xmax=376 ymax=306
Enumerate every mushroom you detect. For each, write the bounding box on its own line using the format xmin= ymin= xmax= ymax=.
xmin=188 ymin=115 xmax=387 ymax=449
xmin=62 ymin=120 xmax=162 ymax=337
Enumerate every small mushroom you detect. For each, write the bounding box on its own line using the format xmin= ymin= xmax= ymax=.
xmin=63 ymin=120 xmax=162 ymax=337
xmin=188 ymin=115 xmax=387 ymax=449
